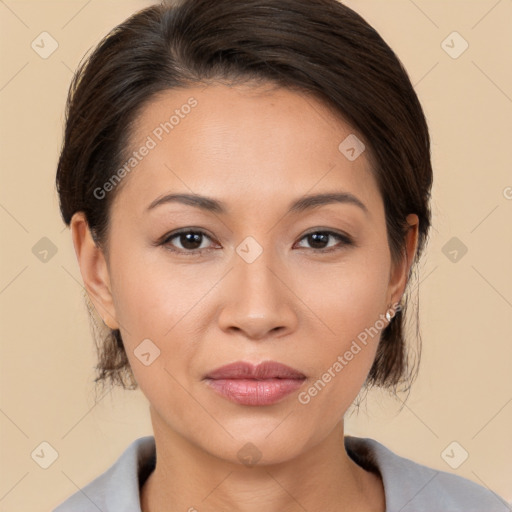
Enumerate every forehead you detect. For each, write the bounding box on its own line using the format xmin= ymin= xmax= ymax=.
xmin=115 ymin=82 xmax=382 ymax=217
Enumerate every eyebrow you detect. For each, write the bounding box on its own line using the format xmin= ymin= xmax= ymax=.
xmin=146 ymin=191 xmax=368 ymax=215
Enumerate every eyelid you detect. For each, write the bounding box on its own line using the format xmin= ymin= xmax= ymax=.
xmin=300 ymin=227 xmax=352 ymax=240
xmin=157 ymin=227 xmax=354 ymax=255
xmin=158 ymin=228 xmax=218 ymax=252
xmin=294 ymin=229 xmax=354 ymax=250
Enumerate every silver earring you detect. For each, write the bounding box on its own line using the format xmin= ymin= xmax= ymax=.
xmin=385 ymin=307 xmax=393 ymax=322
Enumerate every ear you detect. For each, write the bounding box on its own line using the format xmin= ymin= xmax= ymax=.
xmin=70 ymin=212 xmax=120 ymax=330
xmin=387 ymin=213 xmax=419 ymax=306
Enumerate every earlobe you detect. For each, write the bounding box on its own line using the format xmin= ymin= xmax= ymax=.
xmin=70 ymin=212 xmax=119 ymax=330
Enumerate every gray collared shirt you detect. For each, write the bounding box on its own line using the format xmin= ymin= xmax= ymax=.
xmin=53 ymin=435 xmax=510 ymax=511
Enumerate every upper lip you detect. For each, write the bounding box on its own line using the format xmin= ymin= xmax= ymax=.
xmin=205 ymin=361 xmax=306 ymax=380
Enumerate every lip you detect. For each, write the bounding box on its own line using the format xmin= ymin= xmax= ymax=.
xmin=203 ymin=361 xmax=306 ymax=406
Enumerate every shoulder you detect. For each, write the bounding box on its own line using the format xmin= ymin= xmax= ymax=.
xmin=344 ymin=436 xmax=510 ymax=512
xmin=52 ymin=436 xmax=156 ymax=512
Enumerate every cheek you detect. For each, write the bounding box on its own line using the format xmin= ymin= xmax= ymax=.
xmin=108 ymin=240 xmax=210 ymax=339
xmin=111 ymin=232 xmax=390 ymax=370
xmin=293 ymin=249 xmax=390 ymax=406
xmin=299 ymin=244 xmax=390 ymax=343
xmin=107 ymin=244 xmax=220 ymax=397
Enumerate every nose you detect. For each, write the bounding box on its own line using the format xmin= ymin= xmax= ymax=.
xmin=217 ymin=245 xmax=299 ymax=340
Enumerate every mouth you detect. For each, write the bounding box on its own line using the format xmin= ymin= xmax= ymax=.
xmin=203 ymin=360 xmax=306 ymax=406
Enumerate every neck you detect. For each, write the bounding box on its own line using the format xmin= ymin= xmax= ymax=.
xmin=140 ymin=408 xmax=385 ymax=512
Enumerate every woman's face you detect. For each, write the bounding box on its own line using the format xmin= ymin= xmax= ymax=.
xmin=75 ymin=82 xmax=417 ymax=464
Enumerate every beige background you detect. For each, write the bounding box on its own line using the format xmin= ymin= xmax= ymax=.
xmin=0 ymin=0 xmax=511 ymax=510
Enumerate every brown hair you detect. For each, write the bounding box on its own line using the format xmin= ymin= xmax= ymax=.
xmin=56 ymin=0 xmax=432 ymax=399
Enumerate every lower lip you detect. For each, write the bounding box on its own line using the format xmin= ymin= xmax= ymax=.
xmin=205 ymin=378 xmax=305 ymax=406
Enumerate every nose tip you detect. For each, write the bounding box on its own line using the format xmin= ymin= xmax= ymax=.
xmin=228 ymin=319 xmax=287 ymax=340
xmin=217 ymin=254 xmax=298 ymax=340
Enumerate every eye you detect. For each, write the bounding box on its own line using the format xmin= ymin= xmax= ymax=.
xmin=295 ymin=230 xmax=353 ymax=252
xmin=159 ymin=229 xmax=218 ymax=254
xmin=157 ymin=228 xmax=354 ymax=255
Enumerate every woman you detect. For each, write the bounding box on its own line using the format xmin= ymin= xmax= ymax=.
xmin=53 ymin=0 xmax=509 ymax=510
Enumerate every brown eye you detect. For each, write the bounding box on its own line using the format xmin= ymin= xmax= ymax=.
xmin=296 ymin=230 xmax=353 ymax=252
xmin=160 ymin=229 xmax=216 ymax=254
xmin=175 ymin=232 xmax=205 ymax=250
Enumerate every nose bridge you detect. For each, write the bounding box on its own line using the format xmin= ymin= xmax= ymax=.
xmin=217 ymin=236 xmax=297 ymax=338
xmin=234 ymin=236 xmax=284 ymax=307
xmin=238 ymin=244 xmax=277 ymax=295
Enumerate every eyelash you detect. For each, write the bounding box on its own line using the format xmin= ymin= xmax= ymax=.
xmin=157 ymin=228 xmax=354 ymax=256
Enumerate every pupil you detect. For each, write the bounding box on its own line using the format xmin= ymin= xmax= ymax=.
xmin=177 ymin=232 xmax=331 ymax=250
xmin=309 ymin=233 xmax=328 ymax=248
xmin=181 ymin=232 xmax=202 ymax=249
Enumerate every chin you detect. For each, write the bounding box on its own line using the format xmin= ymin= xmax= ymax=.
xmin=201 ymin=421 xmax=319 ymax=468
xmin=216 ymin=438 xmax=302 ymax=468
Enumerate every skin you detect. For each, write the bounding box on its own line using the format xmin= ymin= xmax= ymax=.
xmin=71 ymin=82 xmax=419 ymax=512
